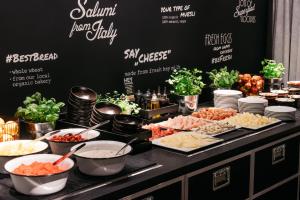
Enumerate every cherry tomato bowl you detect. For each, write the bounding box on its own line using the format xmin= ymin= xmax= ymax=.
xmin=46 ymin=128 xmax=100 ymax=155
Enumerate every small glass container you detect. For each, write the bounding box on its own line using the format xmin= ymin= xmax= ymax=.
xmin=151 ymin=91 xmax=160 ymax=119
xmin=143 ymin=89 xmax=152 ymax=110
xmin=0 ymin=116 xmax=20 ymax=142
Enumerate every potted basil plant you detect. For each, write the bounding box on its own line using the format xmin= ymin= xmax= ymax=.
xmin=16 ymin=92 xmax=65 ymax=138
xmin=260 ymin=59 xmax=285 ymax=91
xmin=207 ymin=66 xmax=239 ymax=89
xmin=166 ymin=68 xmax=205 ymax=114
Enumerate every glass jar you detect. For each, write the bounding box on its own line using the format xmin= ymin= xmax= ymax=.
xmin=0 ymin=116 xmax=20 ymax=142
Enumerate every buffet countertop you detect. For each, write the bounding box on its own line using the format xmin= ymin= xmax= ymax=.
xmin=0 ymin=112 xmax=300 ymax=200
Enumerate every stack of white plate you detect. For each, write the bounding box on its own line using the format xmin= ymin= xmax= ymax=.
xmin=214 ymin=90 xmax=243 ymax=110
xmin=265 ymin=106 xmax=296 ymax=121
xmin=238 ymin=96 xmax=268 ymax=115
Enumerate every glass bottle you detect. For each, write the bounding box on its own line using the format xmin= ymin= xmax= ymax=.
xmin=151 ymin=90 xmax=160 ymax=118
xmin=144 ymin=89 xmax=152 ymax=110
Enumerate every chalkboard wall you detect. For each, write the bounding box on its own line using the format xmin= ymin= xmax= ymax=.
xmin=0 ymin=0 xmax=269 ymax=115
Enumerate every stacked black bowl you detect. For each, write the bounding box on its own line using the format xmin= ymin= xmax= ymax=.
xmin=112 ymin=114 xmax=143 ymax=134
xmin=67 ymin=86 xmax=97 ymax=126
xmin=90 ymin=102 xmax=122 ymax=129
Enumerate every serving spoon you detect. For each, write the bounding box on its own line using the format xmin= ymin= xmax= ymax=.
xmin=74 ymin=120 xmax=110 ymax=136
xmin=53 ymin=143 xmax=86 ymax=166
xmin=34 ymin=130 xmax=61 ymax=141
xmin=115 ymin=137 xmax=138 ymax=156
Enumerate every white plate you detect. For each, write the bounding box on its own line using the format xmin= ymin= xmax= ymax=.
xmin=271 ymin=90 xmax=288 ymax=94
xmin=287 ymin=81 xmax=300 ymax=87
xmin=238 ymin=97 xmax=268 ymax=104
xmin=265 ymin=106 xmax=296 ymax=113
xmin=152 ymin=132 xmax=223 ymax=153
xmin=275 ymin=98 xmax=295 ymax=103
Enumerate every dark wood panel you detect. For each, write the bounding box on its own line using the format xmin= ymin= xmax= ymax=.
xmin=188 ymin=156 xmax=250 ymax=200
xmin=131 ymin=181 xmax=182 ymax=200
xmin=254 ymin=178 xmax=298 ymax=200
xmin=254 ymin=137 xmax=300 ymax=193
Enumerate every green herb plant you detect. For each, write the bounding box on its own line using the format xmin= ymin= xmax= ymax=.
xmin=16 ymin=92 xmax=65 ymax=123
xmin=260 ymin=59 xmax=285 ymax=79
xmin=166 ymin=68 xmax=205 ymax=96
xmin=207 ymin=66 xmax=239 ymax=89
xmin=97 ymin=91 xmax=141 ymax=115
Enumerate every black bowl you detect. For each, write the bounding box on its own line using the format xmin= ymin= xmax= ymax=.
xmin=70 ymin=86 xmax=97 ymax=102
xmin=67 ymin=113 xmax=91 ymax=119
xmin=89 ymin=117 xmax=99 ymax=124
xmin=91 ymin=111 xmax=109 ymax=122
xmin=90 ymin=114 xmax=103 ymax=123
xmin=68 ymin=101 xmax=95 ymax=112
xmin=112 ymin=124 xmax=141 ymax=134
xmin=68 ymin=97 xmax=95 ymax=108
xmin=113 ymin=114 xmax=143 ymax=130
xmin=67 ymin=116 xmax=91 ymax=122
xmin=89 ymin=121 xmax=97 ymax=126
xmin=67 ymin=109 xmax=92 ymax=116
xmin=68 ymin=113 xmax=92 ymax=119
xmin=91 ymin=111 xmax=114 ymax=122
xmin=67 ymin=107 xmax=93 ymax=116
xmin=93 ymin=102 xmax=122 ymax=119
xmin=68 ymin=94 xmax=96 ymax=105
xmin=112 ymin=120 xmax=141 ymax=132
xmin=112 ymin=127 xmax=130 ymax=135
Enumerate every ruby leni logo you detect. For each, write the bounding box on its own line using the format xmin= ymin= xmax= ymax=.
xmin=233 ymin=0 xmax=256 ymax=23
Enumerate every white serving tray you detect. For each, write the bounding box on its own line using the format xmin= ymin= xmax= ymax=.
xmin=152 ymin=132 xmax=223 ymax=153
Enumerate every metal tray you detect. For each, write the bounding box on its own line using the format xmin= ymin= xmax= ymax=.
xmin=240 ymin=119 xmax=282 ymax=130
xmin=152 ymin=132 xmax=223 ymax=153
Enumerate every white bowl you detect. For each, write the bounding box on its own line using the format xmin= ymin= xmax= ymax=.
xmin=0 ymin=140 xmax=48 ymax=173
xmin=72 ymin=141 xmax=132 ymax=176
xmin=213 ymin=89 xmax=242 ymax=96
xmin=47 ymin=128 xmax=100 ymax=155
xmin=4 ymin=154 xmax=74 ymax=196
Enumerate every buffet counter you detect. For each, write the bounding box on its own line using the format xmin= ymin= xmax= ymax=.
xmin=1 ymin=112 xmax=300 ymax=200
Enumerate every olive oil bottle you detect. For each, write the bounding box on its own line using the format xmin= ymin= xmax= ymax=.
xmin=151 ymin=90 xmax=160 ymax=118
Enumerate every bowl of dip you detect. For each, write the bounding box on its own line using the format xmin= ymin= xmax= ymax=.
xmin=4 ymin=154 xmax=74 ymax=196
xmin=0 ymin=140 xmax=48 ymax=173
xmin=47 ymin=128 xmax=100 ymax=155
xmin=71 ymin=140 xmax=132 ymax=176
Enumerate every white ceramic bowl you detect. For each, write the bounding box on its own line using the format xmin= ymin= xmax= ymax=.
xmin=72 ymin=141 xmax=132 ymax=176
xmin=47 ymin=128 xmax=100 ymax=155
xmin=0 ymin=140 xmax=48 ymax=173
xmin=213 ymin=89 xmax=242 ymax=96
xmin=4 ymin=154 xmax=74 ymax=196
